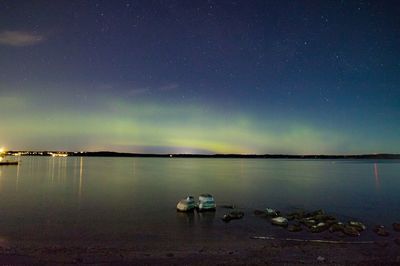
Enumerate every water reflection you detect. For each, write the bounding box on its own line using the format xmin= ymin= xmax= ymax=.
xmin=176 ymin=211 xmax=216 ymax=227
xmin=15 ymin=162 xmax=20 ymax=192
xmin=26 ymin=157 xmax=85 ymax=210
xmin=79 ymin=157 xmax=83 ymax=201
xmin=176 ymin=211 xmax=195 ymax=227
xmin=197 ymin=211 xmax=216 ymax=226
xmin=0 ymin=162 xmax=21 ymax=193
xmin=46 ymin=157 xmax=69 ymax=185
xmin=49 ymin=157 xmax=55 ymax=182
xmin=374 ymin=163 xmax=380 ymax=191
xmin=0 ymin=157 xmax=399 ymax=243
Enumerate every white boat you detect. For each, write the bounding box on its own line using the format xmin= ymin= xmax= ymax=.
xmin=176 ymin=196 xmax=196 ymax=212
xmin=198 ymin=193 xmax=216 ymax=211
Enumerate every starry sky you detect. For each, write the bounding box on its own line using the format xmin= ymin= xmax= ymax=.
xmin=0 ymin=0 xmax=399 ymax=154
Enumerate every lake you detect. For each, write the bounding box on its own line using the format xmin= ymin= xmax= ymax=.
xmin=0 ymin=156 xmax=399 ymax=246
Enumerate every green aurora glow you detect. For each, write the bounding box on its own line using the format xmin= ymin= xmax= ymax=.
xmin=1 ymin=95 xmax=396 ymax=154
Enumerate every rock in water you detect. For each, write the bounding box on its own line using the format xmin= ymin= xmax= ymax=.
xmin=313 ymin=214 xmax=337 ymax=225
xmin=222 ymin=214 xmax=232 ymax=222
xmin=311 ymin=222 xmax=329 ymax=233
xmin=265 ymin=208 xmax=280 ymax=217
xmin=301 ymin=218 xmax=317 ymax=228
xmin=287 ymin=224 xmax=302 ymax=232
xmin=343 ymin=225 xmax=360 ymax=237
xmin=286 ymin=209 xmax=305 ymax=220
xmin=222 ymin=211 xmax=244 ymax=223
xmin=271 ymin=217 xmax=288 ymax=227
xmin=329 ymin=222 xmax=345 ymax=233
xmin=373 ymin=225 xmax=389 ymax=237
xmin=348 ymin=221 xmax=366 ymax=231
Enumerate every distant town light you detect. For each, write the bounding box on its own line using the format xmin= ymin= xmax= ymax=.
xmin=49 ymin=152 xmax=68 ymax=157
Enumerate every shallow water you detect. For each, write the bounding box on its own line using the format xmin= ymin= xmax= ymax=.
xmin=0 ymin=156 xmax=399 ymax=244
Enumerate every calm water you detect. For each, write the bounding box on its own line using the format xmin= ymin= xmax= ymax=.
xmin=0 ymin=156 xmax=399 ymax=244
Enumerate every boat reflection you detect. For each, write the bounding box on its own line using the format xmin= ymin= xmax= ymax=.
xmin=176 ymin=211 xmax=195 ymax=227
xmin=197 ymin=210 xmax=216 ymax=226
xmin=176 ymin=209 xmax=216 ymax=228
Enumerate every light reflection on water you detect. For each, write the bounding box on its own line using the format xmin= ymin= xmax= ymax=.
xmin=374 ymin=163 xmax=380 ymax=191
xmin=0 ymin=157 xmax=399 ymax=243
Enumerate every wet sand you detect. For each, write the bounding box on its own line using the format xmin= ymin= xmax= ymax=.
xmin=0 ymin=226 xmax=399 ymax=265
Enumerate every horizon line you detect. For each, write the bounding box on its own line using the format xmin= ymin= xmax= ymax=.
xmin=3 ymin=150 xmax=400 ymax=157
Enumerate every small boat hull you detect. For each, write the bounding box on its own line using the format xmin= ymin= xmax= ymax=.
xmin=198 ymin=194 xmax=216 ymax=211
xmin=176 ymin=196 xmax=196 ymax=212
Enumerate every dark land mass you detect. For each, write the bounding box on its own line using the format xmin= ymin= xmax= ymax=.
xmin=6 ymin=151 xmax=400 ymax=159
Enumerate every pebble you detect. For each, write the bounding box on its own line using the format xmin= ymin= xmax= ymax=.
xmin=374 ymin=225 xmax=390 ymax=237
xmin=271 ymin=217 xmax=288 ymax=227
xmin=311 ymin=223 xmax=329 ymax=233
xmin=329 ymin=223 xmax=344 ymax=233
xmin=343 ymin=225 xmax=360 ymax=237
xmin=348 ymin=221 xmax=366 ymax=231
xmin=222 ymin=211 xmax=244 ymax=223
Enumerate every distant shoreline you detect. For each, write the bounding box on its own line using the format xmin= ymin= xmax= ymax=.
xmin=4 ymin=151 xmax=400 ymax=159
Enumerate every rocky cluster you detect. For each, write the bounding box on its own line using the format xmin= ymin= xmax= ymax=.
xmin=254 ymin=208 xmax=368 ymax=237
xmin=220 ymin=206 xmax=400 ymax=245
xmin=253 ymin=208 xmax=400 ymax=245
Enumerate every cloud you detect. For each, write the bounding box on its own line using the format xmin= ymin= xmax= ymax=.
xmin=127 ymin=83 xmax=179 ymax=96
xmin=158 ymin=83 xmax=179 ymax=91
xmin=0 ymin=30 xmax=45 ymax=46
xmin=127 ymin=87 xmax=150 ymax=96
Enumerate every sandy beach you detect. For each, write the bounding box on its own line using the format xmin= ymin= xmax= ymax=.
xmin=0 ymin=226 xmax=399 ymax=265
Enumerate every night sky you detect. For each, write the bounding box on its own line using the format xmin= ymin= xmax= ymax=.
xmin=1 ymin=1 xmax=399 ymax=154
